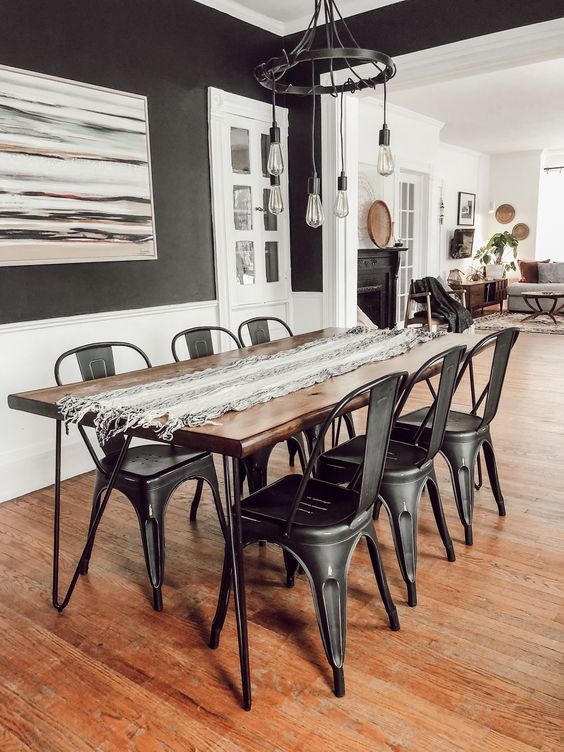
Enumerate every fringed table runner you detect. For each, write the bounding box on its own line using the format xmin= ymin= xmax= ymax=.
xmin=57 ymin=327 xmax=441 ymax=443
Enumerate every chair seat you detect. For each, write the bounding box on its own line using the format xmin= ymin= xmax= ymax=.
xmin=242 ymin=474 xmax=360 ymax=530
xmin=101 ymin=444 xmax=209 ymax=481
xmin=394 ymin=407 xmax=483 ymax=440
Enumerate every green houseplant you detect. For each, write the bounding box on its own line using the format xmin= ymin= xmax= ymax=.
xmin=474 ymin=231 xmax=518 ymax=279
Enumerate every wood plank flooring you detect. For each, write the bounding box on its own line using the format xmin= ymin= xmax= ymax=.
xmin=0 ymin=332 xmax=562 ymax=751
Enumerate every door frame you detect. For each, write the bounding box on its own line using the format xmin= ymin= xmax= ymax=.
xmin=208 ymin=87 xmax=291 ymax=333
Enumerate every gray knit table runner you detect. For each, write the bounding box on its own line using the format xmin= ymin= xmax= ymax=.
xmin=57 ymin=327 xmax=441 ymax=443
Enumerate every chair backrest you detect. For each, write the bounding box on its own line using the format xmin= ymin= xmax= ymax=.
xmin=285 ymin=371 xmax=407 ymax=534
xmin=395 ymin=344 xmax=467 ymax=463
xmin=54 ymin=342 xmax=151 ymax=460
xmin=171 ymin=326 xmax=241 ymax=362
xmin=238 ymin=317 xmax=293 ymax=347
xmin=455 ymin=327 xmax=519 ymax=430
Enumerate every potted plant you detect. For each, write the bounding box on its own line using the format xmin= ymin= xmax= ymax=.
xmin=474 ymin=231 xmax=518 ymax=279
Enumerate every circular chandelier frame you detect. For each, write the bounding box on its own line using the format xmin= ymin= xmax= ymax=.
xmin=255 ymin=48 xmax=396 ymax=96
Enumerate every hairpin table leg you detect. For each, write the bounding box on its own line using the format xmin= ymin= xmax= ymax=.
xmin=52 ymin=420 xmax=131 ymax=612
xmin=223 ymin=455 xmax=252 ymax=710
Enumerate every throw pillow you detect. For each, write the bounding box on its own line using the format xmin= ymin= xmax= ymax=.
xmin=518 ymin=258 xmax=550 ymax=283
xmin=538 ymin=262 xmax=564 ymax=284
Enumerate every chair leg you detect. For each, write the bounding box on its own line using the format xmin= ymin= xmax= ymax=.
xmin=209 ymin=545 xmax=232 ymax=649
xmin=426 ymin=471 xmax=456 ymax=562
xmin=380 ymin=483 xmax=421 ymax=606
xmin=189 ymin=479 xmax=205 ymax=522
xmin=475 ymin=451 xmax=483 ymax=491
xmin=296 ymin=544 xmax=351 ymax=697
xmin=283 ymin=549 xmax=300 ymax=588
xmin=441 ymin=442 xmax=478 ymax=546
xmin=134 ymin=499 xmax=168 ymax=612
xmin=373 ymin=495 xmax=384 ymax=520
xmin=343 ymin=412 xmax=356 ymax=440
xmin=482 ymin=439 xmax=506 ymax=516
xmin=363 ymin=526 xmax=400 ymax=631
xmin=287 ymin=434 xmax=307 ymax=471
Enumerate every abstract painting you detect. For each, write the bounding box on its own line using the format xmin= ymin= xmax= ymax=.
xmin=0 ymin=65 xmax=157 ymax=265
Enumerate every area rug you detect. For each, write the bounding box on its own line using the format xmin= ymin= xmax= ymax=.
xmin=474 ymin=311 xmax=564 ymax=335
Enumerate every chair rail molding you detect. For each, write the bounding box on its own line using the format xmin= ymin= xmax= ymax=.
xmin=1 ymin=299 xmax=219 ymax=502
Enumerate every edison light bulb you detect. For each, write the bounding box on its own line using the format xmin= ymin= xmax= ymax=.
xmin=306 ymin=177 xmax=324 ymax=228
xmin=335 ymin=172 xmax=349 ymax=218
xmin=268 ymin=183 xmax=284 ymax=215
xmin=268 ymin=125 xmax=284 ymax=176
xmin=377 ymin=125 xmax=395 ymax=177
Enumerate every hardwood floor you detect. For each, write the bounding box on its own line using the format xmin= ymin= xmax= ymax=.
xmin=0 ymin=332 xmax=562 ymax=751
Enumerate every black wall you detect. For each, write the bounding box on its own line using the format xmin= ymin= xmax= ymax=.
xmin=286 ymin=0 xmax=564 ymax=292
xmin=0 ymin=0 xmax=278 ymax=324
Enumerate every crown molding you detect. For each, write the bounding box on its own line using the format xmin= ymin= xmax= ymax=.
xmin=191 ymin=0 xmax=284 ymax=36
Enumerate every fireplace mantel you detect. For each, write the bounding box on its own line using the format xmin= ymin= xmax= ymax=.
xmin=357 ymin=247 xmax=407 ymax=329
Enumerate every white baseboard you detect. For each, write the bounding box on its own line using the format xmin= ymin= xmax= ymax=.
xmin=1 ymin=300 xmax=218 ymax=503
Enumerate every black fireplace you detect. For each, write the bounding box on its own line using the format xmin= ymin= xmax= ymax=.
xmin=357 ymin=247 xmax=406 ymax=329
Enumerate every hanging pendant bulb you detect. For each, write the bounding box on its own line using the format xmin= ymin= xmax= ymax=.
xmin=268 ymin=125 xmax=284 ymax=176
xmin=268 ymin=174 xmax=284 ymax=215
xmin=306 ymin=176 xmax=324 ymax=228
xmin=377 ymin=125 xmax=395 ymax=176
xmin=335 ymin=171 xmax=349 ymax=218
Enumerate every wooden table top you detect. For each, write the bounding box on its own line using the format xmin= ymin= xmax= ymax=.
xmin=8 ymin=328 xmax=482 ymax=459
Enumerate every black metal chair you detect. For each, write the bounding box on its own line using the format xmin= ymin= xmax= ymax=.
xmin=393 ymin=327 xmax=519 ymax=545
xmin=55 ymin=341 xmax=225 ymax=612
xmin=317 ymin=345 xmax=467 ymax=607
xmin=171 ymin=326 xmax=241 ymax=362
xmin=209 ymin=371 xmax=406 ymax=698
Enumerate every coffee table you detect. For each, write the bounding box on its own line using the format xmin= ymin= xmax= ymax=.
xmin=520 ymin=292 xmax=564 ymax=324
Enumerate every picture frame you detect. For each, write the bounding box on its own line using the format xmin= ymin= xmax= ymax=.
xmin=0 ymin=63 xmax=157 ymax=266
xmin=457 ymin=191 xmax=476 ymax=226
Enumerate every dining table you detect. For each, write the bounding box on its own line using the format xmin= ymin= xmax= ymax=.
xmin=7 ymin=326 xmax=482 ymax=709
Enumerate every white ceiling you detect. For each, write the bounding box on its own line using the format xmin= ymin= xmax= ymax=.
xmin=388 ymin=57 xmax=564 ymax=154
xmin=193 ymin=0 xmax=405 ymax=35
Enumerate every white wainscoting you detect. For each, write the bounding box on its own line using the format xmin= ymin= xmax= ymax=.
xmin=0 ymin=300 xmax=218 ymax=503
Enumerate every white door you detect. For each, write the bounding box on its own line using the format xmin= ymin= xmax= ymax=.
xmin=396 ymin=172 xmax=423 ymax=321
xmin=209 ymin=89 xmax=290 ymax=334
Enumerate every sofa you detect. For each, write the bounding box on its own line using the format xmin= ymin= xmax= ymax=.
xmin=507 ymin=260 xmax=564 ymax=312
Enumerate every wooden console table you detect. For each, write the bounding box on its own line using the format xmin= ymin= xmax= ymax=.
xmin=451 ymin=278 xmax=508 ymax=315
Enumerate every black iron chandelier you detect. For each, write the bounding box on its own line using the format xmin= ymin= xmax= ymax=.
xmin=255 ymin=0 xmax=396 ymax=228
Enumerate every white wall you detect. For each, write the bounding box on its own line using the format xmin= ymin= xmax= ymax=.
xmin=537 ymin=150 xmax=564 ymax=261
xmin=488 ymin=150 xmax=543 ymax=261
xmin=357 ymin=98 xmax=490 ymax=280
xmin=438 ymin=143 xmax=490 ymax=278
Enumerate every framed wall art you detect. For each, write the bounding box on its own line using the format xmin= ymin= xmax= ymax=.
xmin=457 ymin=191 xmax=476 ymax=226
xmin=0 ymin=64 xmax=157 ymax=266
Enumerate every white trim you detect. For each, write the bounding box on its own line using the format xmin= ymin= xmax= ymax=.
xmin=191 ymin=0 xmax=284 ymax=36
xmin=208 ymin=87 xmax=291 ymax=334
xmin=0 ymin=299 xmax=218 ymax=334
xmin=348 ymin=95 xmax=445 ymax=131
xmin=209 ymin=87 xmax=288 ymax=126
xmin=355 ymin=19 xmax=564 ymax=92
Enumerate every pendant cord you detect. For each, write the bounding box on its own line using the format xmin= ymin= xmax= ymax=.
xmin=340 ymin=89 xmax=345 ymax=174
xmin=383 ymin=73 xmax=388 ymax=127
xmin=311 ymin=60 xmax=317 ymax=177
